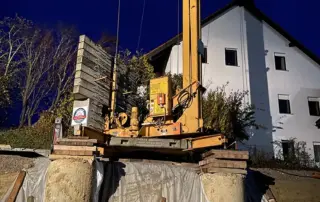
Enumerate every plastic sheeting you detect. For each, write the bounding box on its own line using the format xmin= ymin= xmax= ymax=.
xmin=94 ymin=160 xmax=209 ymax=202
xmin=1 ymin=157 xmax=50 ymax=202
xmin=92 ymin=159 xmax=105 ymax=202
xmin=1 ymin=156 xmax=271 ymax=202
xmin=17 ymin=157 xmax=50 ymax=202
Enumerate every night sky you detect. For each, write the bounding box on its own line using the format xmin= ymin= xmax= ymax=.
xmin=1 ymin=0 xmax=319 ymax=127
xmin=1 ymin=0 xmax=319 ymax=57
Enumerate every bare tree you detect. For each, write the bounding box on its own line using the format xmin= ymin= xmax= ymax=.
xmin=19 ymin=28 xmax=53 ymax=126
xmin=0 ymin=15 xmax=31 ymax=107
xmin=48 ymin=27 xmax=77 ymax=111
xmin=0 ymin=15 xmax=77 ymax=127
xmin=18 ymin=26 xmax=77 ymax=127
xmin=0 ymin=15 xmax=31 ymax=76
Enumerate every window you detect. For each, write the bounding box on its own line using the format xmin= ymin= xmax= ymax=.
xmin=308 ymin=97 xmax=320 ymax=116
xmin=225 ymin=48 xmax=238 ymax=66
xmin=314 ymin=144 xmax=320 ymax=163
xmin=278 ymin=94 xmax=291 ymax=114
xmin=282 ymin=140 xmax=295 ymax=161
xmin=202 ymin=47 xmax=208 ymax=63
xmin=275 ymin=53 xmax=286 ymax=70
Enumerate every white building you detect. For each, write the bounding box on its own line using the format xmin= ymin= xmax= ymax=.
xmin=147 ymin=0 xmax=320 ymax=163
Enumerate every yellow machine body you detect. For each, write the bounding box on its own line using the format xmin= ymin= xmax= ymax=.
xmin=139 ymin=0 xmax=203 ymax=137
xmin=149 ymin=76 xmax=172 ymax=117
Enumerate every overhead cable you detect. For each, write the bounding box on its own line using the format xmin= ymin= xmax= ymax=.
xmin=137 ymin=0 xmax=146 ymax=51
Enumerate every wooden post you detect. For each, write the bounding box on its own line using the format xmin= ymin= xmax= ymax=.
xmin=6 ymin=171 xmax=26 ymax=202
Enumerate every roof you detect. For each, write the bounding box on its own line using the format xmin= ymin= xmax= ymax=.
xmin=146 ymin=0 xmax=320 ymax=66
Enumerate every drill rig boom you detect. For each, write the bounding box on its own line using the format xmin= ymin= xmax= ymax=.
xmin=138 ymin=0 xmax=204 ymax=137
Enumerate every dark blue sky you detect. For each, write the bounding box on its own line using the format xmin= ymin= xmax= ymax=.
xmin=1 ymin=0 xmax=319 ymax=57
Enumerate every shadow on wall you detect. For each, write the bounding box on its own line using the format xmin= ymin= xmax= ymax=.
xmin=271 ymin=115 xmax=287 ymax=132
xmin=245 ymin=10 xmax=274 ymax=155
xmin=98 ymin=161 xmax=126 ymax=201
xmin=245 ymin=169 xmax=275 ymax=202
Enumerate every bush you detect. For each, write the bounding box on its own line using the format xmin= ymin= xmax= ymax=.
xmin=272 ymin=138 xmax=317 ymax=169
xmin=0 ymin=92 xmax=74 ymax=149
xmin=203 ymin=83 xmax=260 ymax=142
xmin=249 ymin=142 xmax=319 ymax=170
xmin=0 ymin=126 xmax=53 ymax=149
xmin=165 ymin=72 xmax=183 ymax=94
xmin=116 ymin=49 xmax=155 ymax=120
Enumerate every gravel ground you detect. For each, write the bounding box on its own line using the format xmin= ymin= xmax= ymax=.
xmin=0 ymin=154 xmax=35 ymax=172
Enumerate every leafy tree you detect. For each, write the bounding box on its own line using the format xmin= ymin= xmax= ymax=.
xmin=35 ymin=92 xmax=74 ymax=136
xmin=203 ymin=83 xmax=260 ymax=142
xmin=116 ymin=49 xmax=155 ymax=121
xmin=165 ymin=72 xmax=183 ymax=95
xmin=167 ymin=73 xmax=260 ymax=142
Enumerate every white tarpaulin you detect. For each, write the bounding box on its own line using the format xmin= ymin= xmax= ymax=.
xmin=95 ymin=161 xmax=209 ymax=202
xmin=16 ymin=157 xmax=50 ymax=202
xmin=1 ymin=157 xmax=50 ymax=202
xmin=1 ymin=156 xmax=270 ymax=202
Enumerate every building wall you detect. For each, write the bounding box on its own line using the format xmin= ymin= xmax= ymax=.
xmin=263 ymin=21 xmax=320 ymax=160
xmin=163 ymin=6 xmax=320 ymax=161
xmin=243 ymin=9 xmax=273 ymax=153
xmin=165 ymin=7 xmax=250 ymax=96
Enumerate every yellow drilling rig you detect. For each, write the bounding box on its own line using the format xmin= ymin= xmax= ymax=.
xmin=103 ymin=0 xmax=227 ymax=147
xmin=52 ymin=0 xmax=228 ymax=159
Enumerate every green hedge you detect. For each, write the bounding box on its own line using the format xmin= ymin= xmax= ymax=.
xmin=0 ymin=126 xmax=53 ymax=149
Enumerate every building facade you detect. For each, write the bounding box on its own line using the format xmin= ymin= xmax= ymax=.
xmin=147 ymin=1 xmax=320 ymax=164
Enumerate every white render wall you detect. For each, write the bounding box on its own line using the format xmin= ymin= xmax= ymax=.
xmin=165 ymin=7 xmax=251 ymax=97
xmin=163 ymin=6 xmax=320 ymax=160
xmin=263 ymin=20 xmax=320 ymax=160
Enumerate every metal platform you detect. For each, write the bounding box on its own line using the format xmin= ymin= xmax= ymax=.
xmin=107 ymin=136 xmax=189 ymax=149
xmin=51 ymin=126 xmax=227 ymax=162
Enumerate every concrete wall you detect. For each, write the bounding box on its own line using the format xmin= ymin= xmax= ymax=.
xmin=163 ymin=5 xmax=320 ymax=160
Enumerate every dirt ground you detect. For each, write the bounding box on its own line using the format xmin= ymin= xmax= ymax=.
xmin=253 ymin=168 xmax=320 ymax=202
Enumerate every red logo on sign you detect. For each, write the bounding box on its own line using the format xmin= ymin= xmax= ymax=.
xmin=73 ymin=108 xmax=87 ymax=123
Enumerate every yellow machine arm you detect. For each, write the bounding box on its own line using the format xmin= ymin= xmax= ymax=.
xmin=138 ymin=0 xmax=205 ymax=137
xmin=180 ymin=0 xmax=203 ymax=133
